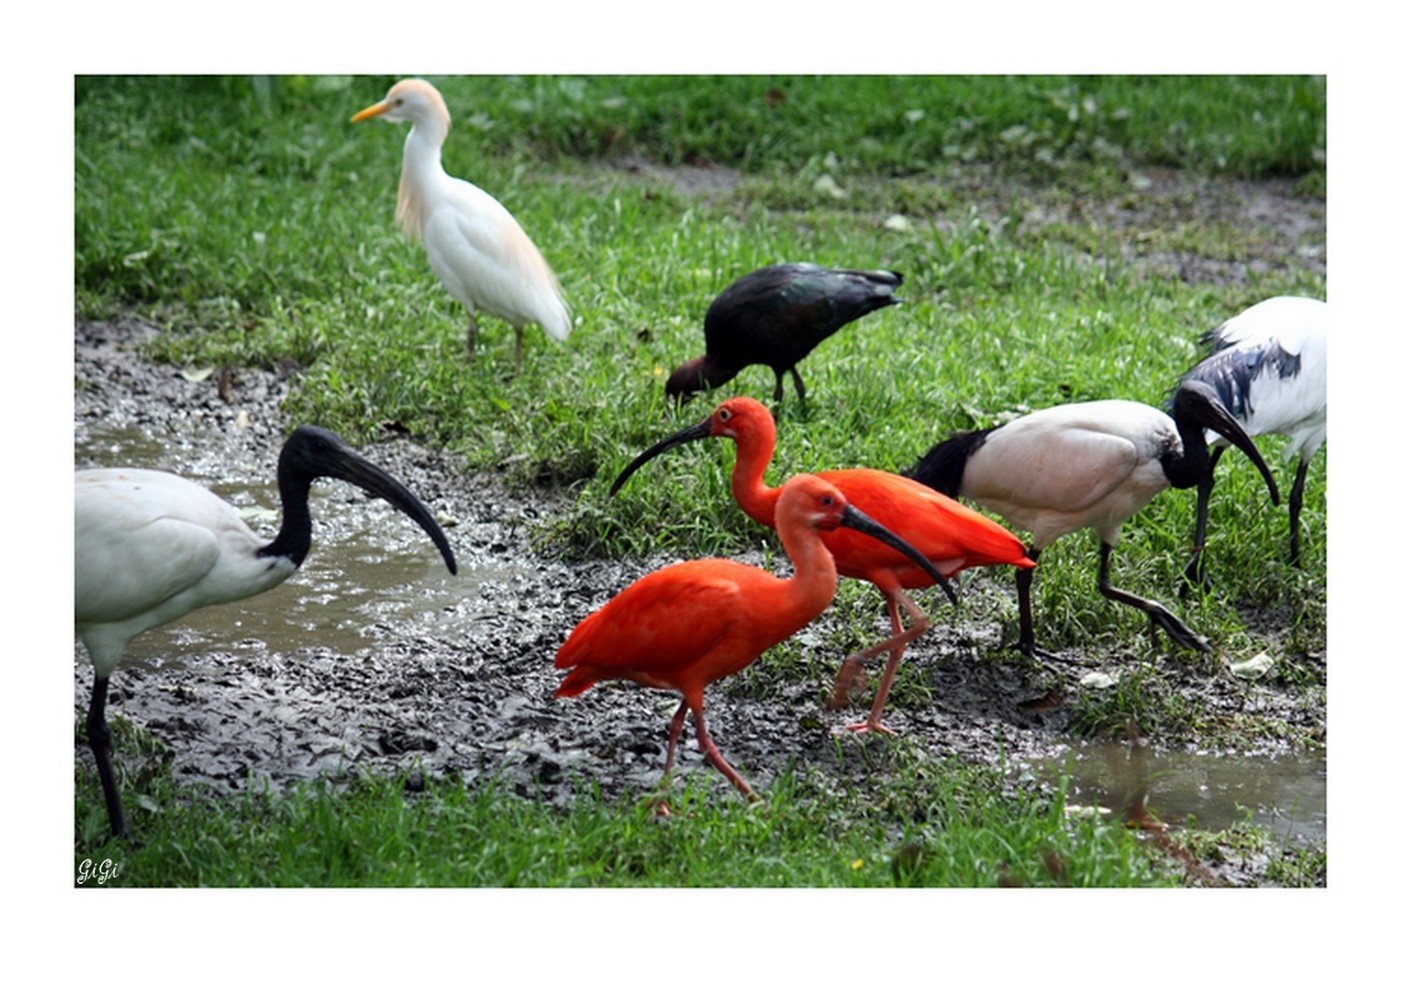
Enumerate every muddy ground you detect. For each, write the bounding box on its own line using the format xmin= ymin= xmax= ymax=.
xmin=76 ymin=315 xmax=1077 ymax=802
xmin=73 ymin=166 xmax=1326 ymax=881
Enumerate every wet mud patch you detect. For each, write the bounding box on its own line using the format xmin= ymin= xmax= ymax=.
xmin=74 ymin=313 xmax=1324 ymax=866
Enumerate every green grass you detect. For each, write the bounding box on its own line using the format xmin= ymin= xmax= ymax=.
xmin=74 ymin=75 xmax=1325 ymax=887
xmin=75 ymin=738 xmax=1176 ymax=888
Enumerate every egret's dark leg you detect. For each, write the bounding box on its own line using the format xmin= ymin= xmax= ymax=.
xmin=86 ymin=675 xmax=128 ymax=840
xmin=1181 ymin=447 xmax=1225 ymax=593
xmin=1288 ymin=458 xmax=1311 ymax=567
xmin=465 ymin=313 xmax=479 ymax=357
xmin=1099 ymin=542 xmax=1209 ymax=653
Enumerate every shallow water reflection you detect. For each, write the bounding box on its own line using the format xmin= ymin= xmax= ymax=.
xmin=76 ymin=423 xmax=503 ymax=661
xmin=1023 ymin=742 xmax=1325 ymax=843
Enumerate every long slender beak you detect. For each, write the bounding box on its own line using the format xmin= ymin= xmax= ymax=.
xmin=609 ymin=417 xmax=714 ymax=496
xmin=351 ymin=100 xmax=390 ymax=123
xmin=1181 ymin=380 xmax=1281 ymax=505
xmin=840 ymin=504 xmax=958 ymax=607
xmin=330 ymin=451 xmax=458 ymax=575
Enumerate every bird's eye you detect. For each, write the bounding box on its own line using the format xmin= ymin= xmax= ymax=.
xmin=718 ymin=408 xmax=732 ymax=422
xmin=821 ymin=495 xmax=834 ymax=506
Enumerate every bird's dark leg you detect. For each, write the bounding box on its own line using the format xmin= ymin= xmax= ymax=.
xmin=512 ymin=326 xmax=525 ymax=375
xmin=1009 ymin=548 xmax=1069 ymax=663
xmin=790 ymin=367 xmax=807 ymax=407
xmin=465 ymin=313 xmax=479 ymax=357
xmin=1288 ymin=457 xmax=1311 ymax=567
xmin=1015 ymin=558 xmax=1037 ymax=657
xmin=691 ymin=706 xmax=757 ymax=802
xmin=86 ymin=675 xmax=128 ymax=840
xmin=1181 ymin=448 xmax=1224 ymax=595
xmin=1098 ymin=542 xmax=1209 ymax=653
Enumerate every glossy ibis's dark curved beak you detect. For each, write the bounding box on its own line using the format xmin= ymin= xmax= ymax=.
xmin=840 ymin=503 xmax=958 ymax=608
xmin=609 ymin=416 xmax=714 ymax=496
xmin=1177 ymin=381 xmax=1281 ymax=506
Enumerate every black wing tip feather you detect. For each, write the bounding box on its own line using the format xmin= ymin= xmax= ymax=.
xmin=904 ymin=429 xmax=990 ymax=498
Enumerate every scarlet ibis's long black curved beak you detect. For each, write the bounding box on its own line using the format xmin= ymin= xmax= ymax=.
xmin=609 ymin=416 xmax=714 ymax=496
xmin=841 ymin=504 xmax=958 ymax=607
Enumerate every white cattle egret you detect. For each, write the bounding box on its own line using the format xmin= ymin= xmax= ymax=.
xmin=666 ymin=263 xmax=902 ymax=406
xmin=1176 ymin=295 xmax=1327 ymax=586
xmin=907 ymin=383 xmax=1279 ymax=659
xmin=75 ymin=425 xmax=457 ymax=839
xmin=352 ymin=78 xmax=570 ymax=370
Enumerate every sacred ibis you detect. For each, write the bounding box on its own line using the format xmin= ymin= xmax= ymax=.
xmin=75 ymin=425 xmax=458 ymax=839
xmin=907 ymin=382 xmax=1279 ymax=659
xmin=1176 ymin=295 xmax=1327 ymax=587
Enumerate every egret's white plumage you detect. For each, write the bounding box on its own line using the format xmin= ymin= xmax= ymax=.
xmin=909 ymin=384 xmax=1279 ymax=658
xmin=352 ymin=78 xmax=570 ymax=369
xmin=1178 ymin=295 xmax=1327 ymax=580
xmin=75 ymin=426 xmax=457 ymax=839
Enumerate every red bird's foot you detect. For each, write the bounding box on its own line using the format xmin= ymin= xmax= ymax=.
xmin=844 ymin=719 xmax=897 ymax=737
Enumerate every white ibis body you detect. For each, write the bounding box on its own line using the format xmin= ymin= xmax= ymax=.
xmin=907 ymin=383 xmax=1279 ymax=658
xmin=75 ymin=425 xmax=458 ymax=839
xmin=1177 ymin=296 xmax=1327 ymax=586
xmin=352 ymin=78 xmax=570 ymax=370
xmin=666 ymin=263 xmax=902 ymax=405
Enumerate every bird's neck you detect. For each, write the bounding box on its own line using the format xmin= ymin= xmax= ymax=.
xmin=775 ymin=523 xmax=841 ymax=618
xmin=1163 ymin=418 xmax=1211 ymax=490
xmin=396 ymin=126 xmax=448 ymax=241
xmin=730 ymin=435 xmax=782 ymax=526
xmin=259 ymin=475 xmax=314 ymax=567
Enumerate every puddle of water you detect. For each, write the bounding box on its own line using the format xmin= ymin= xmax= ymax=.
xmin=1023 ymin=742 xmax=1326 ymax=843
xmin=77 ymin=424 xmax=512 ymax=661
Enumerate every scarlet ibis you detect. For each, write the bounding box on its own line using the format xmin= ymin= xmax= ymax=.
xmin=610 ymin=396 xmax=1034 ymax=734
xmin=906 ymin=382 xmax=1280 ymax=658
xmin=352 ymin=78 xmax=571 ymax=370
xmin=1176 ymin=295 xmax=1327 ymax=586
xmin=556 ymin=473 xmax=947 ymax=804
xmin=75 ymin=425 xmax=458 ymax=839
xmin=665 ymin=263 xmax=902 ymax=405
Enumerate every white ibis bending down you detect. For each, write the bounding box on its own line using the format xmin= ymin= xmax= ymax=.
xmin=75 ymin=425 xmax=458 ymax=839
xmin=665 ymin=263 xmax=902 ymax=405
xmin=1176 ymin=295 xmax=1327 ymax=586
xmin=352 ymin=78 xmax=571 ymax=371
xmin=906 ymin=383 xmax=1280 ymax=659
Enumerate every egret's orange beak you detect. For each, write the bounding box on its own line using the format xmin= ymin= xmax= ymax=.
xmin=351 ymin=100 xmax=390 ymax=123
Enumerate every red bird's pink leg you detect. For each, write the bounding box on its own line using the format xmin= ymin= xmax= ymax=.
xmin=829 ymin=651 xmax=871 ymax=710
xmin=843 ymin=589 xmax=930 ymax=735
xmin=649 ymin=701 xmax=692 ymax=818
xmin=662 ymin=700 xmax=689 ymax=775
xmin=691 ymin=708 xmax=757 ymax=801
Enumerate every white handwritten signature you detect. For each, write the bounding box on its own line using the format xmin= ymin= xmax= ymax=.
xmin=76 ymin=857 xmax=121 ymax=885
